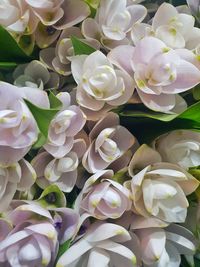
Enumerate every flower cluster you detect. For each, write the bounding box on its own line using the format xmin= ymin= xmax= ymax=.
xmin=0 ymin=0 xmax=200 ymax=266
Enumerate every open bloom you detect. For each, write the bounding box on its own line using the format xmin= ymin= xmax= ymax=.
xmin=13 ymin=60 xmax=59 ymax=90
xmin=82 ymin=112 xmax=136 ymax=173
xmin=82 ymin=0 xmax=147 ymax=49
xmin=125 ymin=144 xmax=199 ymax=223
xmin=0 ymin=82 xmax=49 ymax=166
xmin=133 ymin=224 xmax=196 ymax=267
xmin=152 ymin=3 xmax=200 ymax=49
xmin=44 ymin=92 xmax=86 ymax=158
xmin=32 ymin=137 xmax=87 ymax=192
xmin=40 ymin=27 xmax=100 ymax=76
xmin=56 ymin=222 xmax=138 ymax=267
xmin=108 ymin=37 xmax=200 ymax=112
xmin=0 ymin=0 xmax=90 ymax=47
xmin=0 ymin=159 xmax=36 ymax=212
xmin=71 ymin=50 xmax=135 ymax=120
xmin=152 ymin=130 xmax=200 ymax=169
xmin=75 ymin=170 xmax=132 ymax=220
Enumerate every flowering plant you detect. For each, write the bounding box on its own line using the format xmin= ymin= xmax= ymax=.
xmin=0 ymin=0 xmax=200 ymax=266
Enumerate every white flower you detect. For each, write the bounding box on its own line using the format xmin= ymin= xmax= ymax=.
xmin=152 ymin=130 xmax=200 ymax=169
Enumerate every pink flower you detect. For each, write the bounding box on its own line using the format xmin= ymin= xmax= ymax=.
xmin=152 ymin=130 xmax=200 ymax=169
xmin=82 ymin=0 xmax=147 ymax=49
xmin=32 ymin=137 xmax=86 ymax=192
xmin=40 ymin=27 xmax=100 ymax=76
xmin=75 ymin=170 xmax=132 ymax=220
xmin=82 ymin=112 xmax=136 ymax=173
xmin=133 ymin=224 xmax=196 ymax=267
xmin=71 ymin=50 xmax=135 ymax=120
xmin=0 ymin=0 xmax=90 ymax=48
xmin=0 ymin=159 xmax=36 ymax=213
xmin=56 ymin=222 xmax=138 ymax=267
xmin=44 ymin=92 xmax=86 ymax=158
xmin=125 ymin=145 xmax=199 ymax=223
xmin=108 ymin=37 xmax=200 ymax=112
xmin=0 ymin=82 xmax=49 ymax=166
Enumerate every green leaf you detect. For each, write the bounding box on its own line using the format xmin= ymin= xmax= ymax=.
xmin=37 ymin=184 xmax=67 ymax=208
xmin=0 ymin=62 xmax=17 ymax=70
xmin=0 ymin=26 xmax=30 ymax=62
xmin=71 ymin=36 xmax=96 ymax=56
xmin=84 ymin=0 xmax=100 ymax=8
xmin=24 ymin=99 xmax=59 ymax=138
xmin=49 ymin=91 xmax=63 ymax=109
xmin=119 ymin=101 xmax=200 ymax=143
xmin=32 ymin=132 xmax=46 ymax=149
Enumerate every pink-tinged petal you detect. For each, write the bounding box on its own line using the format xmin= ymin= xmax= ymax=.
xmin=152 ymin=3 xmax=178 ymax=30
xmin=76 ymin=85 xmax=105 ymax=111
xmin=138 ymin=228 xmax=166 ymax=265
xmin=155 ymin=25 xmax=185 ymax=49
xmin=131 ymin=215 xmax=168 ymax=229
xmin=137 ymin=90 xmax=176 ymax=112
xmin=17 ymin=159 xmax=36 ymax=190
xmin=0 ymin=182 xmax=17 ymax=212
xmin=0 ymin=230 xmax=30 ymax=250
xmin=166 ymin=224 xmax=197 ymax=254
xmin=129 ymin=144 xmax=161 ymax=177
xmin=54 ymin=0 xmax=90 ymax=30
xmin=0 ymin=219 xmax=12 ymax=242
xmin=82 ymin=18 xmax=101 ymax=40
xmin=52 ymin=207 xmax=79 ymax=243
xmin=132 ymin=37 xmax=166 ymax=67
xmin=0 ymin=4 xmax=20 ymax=27
xmin=108 ymin=45 xmax=135 ymax=76
xmin=56 ymin=170 xmax=77 ymax=192
xmin=52 ymin=56 xmax=71 ymax=76
xmin=102 ymin=26 xmax=126 ymax=41
xmin=57 ymin=238 xmax=93 ymax=266
xmin=40 ymin=47 xmax=56 ymax=70
xmin=10 ymin=202 xmax=52 ymax=225
xmin=131 ymin=23 xmax=152 ymax=45
xmin=33 ymin=8 xmax=64 ymax=26
xmin=57 ymin=92 xmax=71 ymax=109
xmin=87 ymin=248 xmax=110 ymax=267
xmin=89 ymin=112 xmax=119 ymax=141
xmin=71 ymin=55 xmax=87 ymax=84
xmin=127 ymin=4 xmax=147 ymax=26
xmin=97 ymin=240 xmax=136 ymax=265
xmin=0 ymin=146 xmax=31 ymax=166
xmin=32 ymin=151 xmax=53 ymax=178
xmin=7 ymin=10 xmax=30 ymax=33
xmin=86 ymin=223 xmax=131 ymax=243
xmin=187 ymin=0 xmax=200 ymax=14
xmin=163 ymin=60 xmax=200 ymax=94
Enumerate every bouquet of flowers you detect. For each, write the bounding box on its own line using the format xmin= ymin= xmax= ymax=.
xmin=0 ymin=0 xmax=200 ymax=266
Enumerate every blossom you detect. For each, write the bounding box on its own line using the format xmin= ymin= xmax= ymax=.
xmin=0 ymin=0 xmax=90 ymax=47
xmin=56 ymin=222 xmax=138 ymax=267
xmin=13 ymin=60 xmax=59 ymax=90
xmin=133 ymin=224 xmax=196 ymax=267
xmin=32 ymin=137 xmax=87 ymax=192
xmin=44 ymin=92 xmax=86 ymax=158
xmin=0 ymin=201 xmax=79 ymax=267
xmin=71 ymin=51 xmax=135 ymax=120
xmin=9 ymin=202 xmax=79 ymax=243
xmin=131 ymin=3 xmax=200 ymax=50
xmin=152 ymin=130 xmax=200 ymax=169
xmin=125 ymin=144 xmax=199 ymax=223
xmin=0 ymin=81 xmax=49 ymax=166
xmin=108 ymin=37 xmax=200 ymax=112
xmin=75 ymin=170 xmax=132 ymax=220
xmin=0 ymin=159 xmax=36 ymax=213
xmin=82 ymin=112 xmax=136 ymax=173
xmin=40 ymin=27 xmax=100 ymax=76
xmin=82 ymin=0 xmax=147 ymax=49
